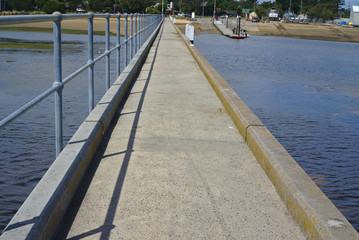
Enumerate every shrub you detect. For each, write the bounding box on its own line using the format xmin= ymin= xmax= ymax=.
xmin=0 ymin=10 xmax=25 ymax=15
xmin=29 ymin=11 xmax=46 ymax=15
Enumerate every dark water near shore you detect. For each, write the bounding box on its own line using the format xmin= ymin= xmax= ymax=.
xmin=195 ymin=34 xmax=359 ymax=231
xmin=0 ymin=31 xmax=125 ymax=231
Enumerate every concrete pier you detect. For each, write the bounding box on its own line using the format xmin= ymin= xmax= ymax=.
xmin=55 ymin=19 xmax=305 ymax=239
xmin=2 ymin=18 xmax=358 ymax=240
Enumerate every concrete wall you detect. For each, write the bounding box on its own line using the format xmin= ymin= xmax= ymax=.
xmin=171 ymin=21 xmax=359 ymax=240
xmin=0 ymin=19 xmax=164 ymax=240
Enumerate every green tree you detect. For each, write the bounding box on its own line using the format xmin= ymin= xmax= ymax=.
xmin=156 ymin=1 xmax=168 ymax=12
xmin=43 ymin=0 xmax=66 ymax=13
xmin=228 ymin=1 xmax=240 ymax=11
xmin=308 ymin=3 xmax=337 ymax=19
xmin=237 ymin=5 xmax=242 ymax=15
xmin=119 ymin=0 xmax=155 ymax=13
xmin=34 ymin=0 xmax=47 ymax=9
xmin=254 ymin=5 xmax=266 ymax=19
xmin=68 ymin=0 xmax=84 ymax=11
xmin=320 ymin=8 xmax=334 ymax=19
xmin=9 ymin=0 xmax=34 ymax=11
xmin=88 ymin=0 xmax=103 ymax=11
xmin=237 ymin=0 xmax=256 ymax=10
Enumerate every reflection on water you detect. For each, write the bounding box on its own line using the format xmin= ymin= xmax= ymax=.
xmin=0 ymin=31 xmax=125 ymax=231
xmin=195 ymin=34 xmax=359 ymax=231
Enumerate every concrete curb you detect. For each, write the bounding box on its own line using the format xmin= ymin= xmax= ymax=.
xmin=0 ymin=19 xmax=164 ymax=240
xmin=172 ymin=21 xmax=359 ymax=240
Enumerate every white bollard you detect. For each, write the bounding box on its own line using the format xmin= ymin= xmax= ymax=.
xmin=185 ymin=24 xmax=194 ymax=45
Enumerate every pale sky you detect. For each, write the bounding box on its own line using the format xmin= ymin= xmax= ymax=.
xmin=346 ymin=0 xmax=359 ymax=7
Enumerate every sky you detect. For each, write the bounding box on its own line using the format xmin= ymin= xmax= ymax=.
xmin=346 ymin=0 xmax=359 ymax=7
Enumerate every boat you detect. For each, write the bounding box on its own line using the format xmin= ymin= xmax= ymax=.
xmin=268 ymin=8 xmax=279 ymax=21
xmin=284 ymin=12 xmax=295 ymax=22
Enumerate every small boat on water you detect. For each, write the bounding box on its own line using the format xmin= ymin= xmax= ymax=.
xmin=232 ymin=29 xmax=248 ymax=39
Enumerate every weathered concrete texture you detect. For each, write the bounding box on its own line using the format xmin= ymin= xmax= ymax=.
xmin=56 ymin=19 xmax=305 ymax=239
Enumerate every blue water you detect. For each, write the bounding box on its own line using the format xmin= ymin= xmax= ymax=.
xmin=195 ymin=34 xmax=359 ymax=231
xmin=0 ymin=31 xmax=125 ymax=231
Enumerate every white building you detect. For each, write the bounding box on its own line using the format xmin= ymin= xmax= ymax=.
xmin=350 ymin=5 xmax=359 ymax=27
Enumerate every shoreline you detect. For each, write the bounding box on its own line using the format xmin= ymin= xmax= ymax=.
xmin=176 ymin=18 xmax=359 ymax=43
xmin=0 ymin=17 xmax=358 ymax=44
xmin=0 ymin=18 xmax=359 ymax=43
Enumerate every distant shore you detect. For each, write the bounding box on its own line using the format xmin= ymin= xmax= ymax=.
xmin=176 ymin=18 xmax=359 ymax=43
xmin=0 ymin=18 xmax=123 ymax=36
xmin=1 ymin=17 xmax=359 ymax=43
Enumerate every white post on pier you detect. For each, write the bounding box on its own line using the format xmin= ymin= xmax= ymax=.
xmin=185 ymin=24 xmax=194 ymax=46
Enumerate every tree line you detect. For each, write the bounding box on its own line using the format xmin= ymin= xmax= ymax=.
xmin=5 ymin=0 xmax=347 ymax=19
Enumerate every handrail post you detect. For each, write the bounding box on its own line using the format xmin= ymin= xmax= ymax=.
xmin=139 ymin=14 xmax=142 ymax=49
xmin=144 ymin=15 xmax=147 ymax=43
xmin=53 ymin=12 xmax=63 ymax=157
xmin=117 ymin=15 xmax=121 ymax=76
xmin=105 ymin=13 xmax=110 ymax=90
xmin=130 ymin=14 xmax=133 ymax=60
xmin=88 ymin=13 xmax=94 ymax=113
xmin=134 ymin=14 xmax=138 ymax=53
xmin=125 ymin=15 xmax=128 ymax=66
xmin=139 ymin=14 xmax=142 ymax=46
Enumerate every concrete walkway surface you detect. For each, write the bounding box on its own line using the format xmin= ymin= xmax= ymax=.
xmin=55 ymin=19 xmax=305 ymax=239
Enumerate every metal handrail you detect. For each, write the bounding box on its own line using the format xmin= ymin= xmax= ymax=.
xmin=0 ymin=12 xmax=163 ymax=156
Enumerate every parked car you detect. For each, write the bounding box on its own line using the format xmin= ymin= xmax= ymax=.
xmin=252 ymin=17 xmax=259 ymax=23
xmin=76 ymin=8 xmax=86 ymax=13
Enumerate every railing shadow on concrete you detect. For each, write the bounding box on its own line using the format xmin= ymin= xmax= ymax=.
xmin=55 ymin=24 xmax=165 ymax=240
xmin=0 ymin=13 xmax=163 ymax=240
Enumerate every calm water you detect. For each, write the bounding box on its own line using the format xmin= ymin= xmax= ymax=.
xmin=195 ymin=34 xmax=359 ymax=231
xmin=0 ymin=31 xmax=125 ymax=231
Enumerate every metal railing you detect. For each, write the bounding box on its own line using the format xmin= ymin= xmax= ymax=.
xmin=0 ymin=12 xmax=163 ymax=156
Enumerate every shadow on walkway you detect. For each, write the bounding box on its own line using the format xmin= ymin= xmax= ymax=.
xmin=55 ymin=24 xmax=164 ymax=240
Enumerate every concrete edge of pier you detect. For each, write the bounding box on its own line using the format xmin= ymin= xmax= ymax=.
xmin=0 ymin=20 xmax=164 ymax=240
xmin=171 ymin=21 xmax=359 ymax=240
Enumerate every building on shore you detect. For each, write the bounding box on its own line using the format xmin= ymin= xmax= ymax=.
xmin=350 ymin=5 xmax=359 ymax=26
